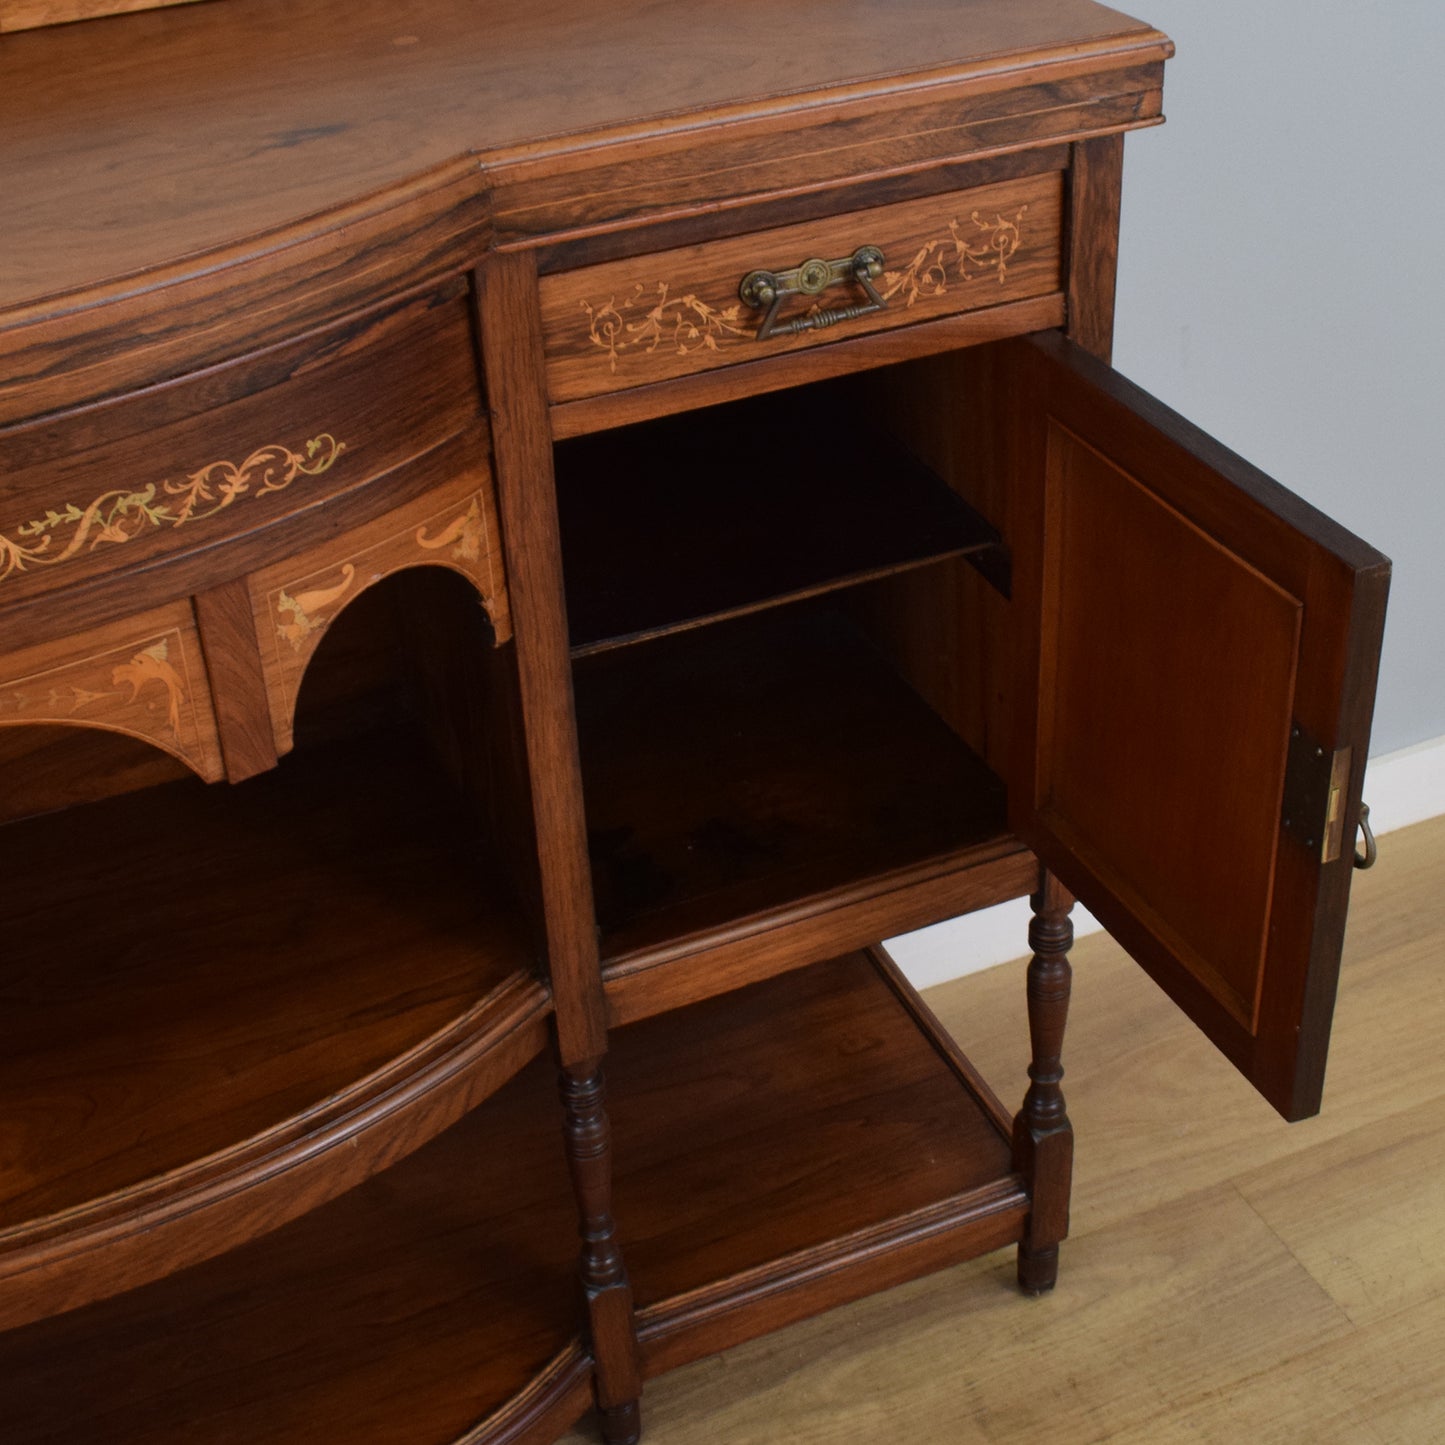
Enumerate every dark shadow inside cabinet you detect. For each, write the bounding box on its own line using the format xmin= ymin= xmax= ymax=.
xmin=555 ymin=347 xmax=1022 ymax=969
xmin=0 ymin=568 xmax=537 ymax=1236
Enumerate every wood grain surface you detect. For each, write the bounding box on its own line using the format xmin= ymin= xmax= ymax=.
xmin=1004 ymin=331 xmax=1390 ymax=1120
xmin=557 ymin=385 xmax=1003 ymax=656
xmin=194 ymin=575 xmax=280 ymax=782
xmin=548 ymin=293 xmax=1066 ymax=442
xmin=0 ymin=164 xmax=491 ymax=426
xmin=0 ymin=1 xmax=1167 ymax=316
xmin=1062 ymin=133 xmax=1125 ymax=359
xmin=559 ymin=814 xmax=1445 ymax=1445
xmin=602 ymin=842 xmax=1038 ymax=1030
xmin=0 ymin=0 xmax=202 ymax=31
xmin=476 ymin=249 xmax=608 ymax=1069
xmin=0 ymin=280 xmax=482 ymax=599
xmin=0 ymin=723 xmax=190 ymax=825
xmin=610 ymin=952 xmax=1016 ymax=1301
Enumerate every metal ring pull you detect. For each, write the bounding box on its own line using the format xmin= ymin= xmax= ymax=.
xmin=739 ymin=246 xmax=887 ymax=341
xmin=1353 ymin=802 xmax=1378 ymax=870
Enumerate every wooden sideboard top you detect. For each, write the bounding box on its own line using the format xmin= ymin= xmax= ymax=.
xmin=0 ymin=0 xmax=1168 ymax=318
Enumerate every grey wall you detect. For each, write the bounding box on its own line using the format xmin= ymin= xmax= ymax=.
xmin=1110 ymin=1 xmax=1444 ymax=755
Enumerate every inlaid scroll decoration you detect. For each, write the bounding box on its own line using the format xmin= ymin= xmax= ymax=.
xmin=110 ymin=639 xmax=187 ymax=736
xmin=581 ymin=283 xmax=748 ymax=372
xmin=0 ymin=627 xmax=221 ymax=779
xmin=1 ymin=637 xmax=183 ymax=732
xmin=575 ymin=207 xmax=1028 ymax=374
xmin=416 ymin=495 xmax=485 ymax=563
xmin=878 ymin=207 xmax=1029 ymax=305
xmin=0 ymin=433 xmax=346 ymax=584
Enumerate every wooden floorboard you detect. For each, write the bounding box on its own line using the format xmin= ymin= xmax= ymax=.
xmin=562 ymin=814 xmax=1445 ymax=1443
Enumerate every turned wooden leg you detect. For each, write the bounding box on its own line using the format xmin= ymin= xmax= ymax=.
xmin=560 ymin=1062 xmax=643 ymax=1445
xmin=1013 ymin=871 xmax=1075 ymax=1296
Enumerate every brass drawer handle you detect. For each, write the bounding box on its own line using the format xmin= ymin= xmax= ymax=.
xmin=739 ymin=246 xmax=886 ymax=341
xmin=1354 ymin=802 xmax=1378 ymax=870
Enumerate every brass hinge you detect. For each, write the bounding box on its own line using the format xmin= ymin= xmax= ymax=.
xmin=1281 ymin=724 xmax=1352 ymax=864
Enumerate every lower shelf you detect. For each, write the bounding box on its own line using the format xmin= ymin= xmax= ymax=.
xmin=0 ymin=1056 xmax=587 ymax=1445
xmin=0 ymin=948 xmax=1028 ymax=1443
xmin=604 ymin=948 xmax=1028 ymax=1375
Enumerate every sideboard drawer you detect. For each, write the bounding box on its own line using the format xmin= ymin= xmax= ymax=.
xmin=0 ymin=282 xmax=483 ymax=610
xmin=540 ymin=172 xmax=1063 ymax=404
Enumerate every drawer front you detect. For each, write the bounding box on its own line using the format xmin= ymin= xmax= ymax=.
xmin=0 ymin=601 xmax=223 ymax=782
xmin=540 ymin=172 xmax=1063 ymax=404
xmin=0 ymin=282 xmax=483 ymax=609
xmin=248 ymin=468 xmax=511 ymax=755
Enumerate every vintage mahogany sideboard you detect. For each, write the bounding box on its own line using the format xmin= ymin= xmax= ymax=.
xmin=0 ymin=3 xmax=1389 ymax=1441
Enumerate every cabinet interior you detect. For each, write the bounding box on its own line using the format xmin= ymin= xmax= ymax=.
xmin=556 ymin=347 xmax=1024 ymax=978
xmin=556 ymin=380 xmax=1005 ymax=658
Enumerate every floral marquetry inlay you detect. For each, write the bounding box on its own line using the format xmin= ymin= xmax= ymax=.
xmin=110 ymin=639 xmax=188 ymax=737
xmin=0 ymin=638 xmax=183 ymax=732
xmin=276 ymin=565 xmax=358 ymax=653
xmin=0 ymin=618 xmax=223 ymax=780
xmin=0 ymin=433 xmax=346 ymax=585
xmin=255 ymin=482 xmax=512 ymax=756
xmin=541 ymin=172 xmax=1062 ymax=405
xmin=582 ymin=283 xmax=749 ymax=372
xmin=416 ymin=496 xmax=486 ymax=563
xmin=879 ymin=207 xmax=1029 ymax=304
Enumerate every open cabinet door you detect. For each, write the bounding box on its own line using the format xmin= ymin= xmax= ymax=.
xmin=1005 ymin=330 xmax=1389 ymax=1121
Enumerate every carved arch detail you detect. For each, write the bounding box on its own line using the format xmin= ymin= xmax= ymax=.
xmin=249 ymin=474 xmax=511 ymax=756
xmin=0 ymin=602 xmax=225 ymax=781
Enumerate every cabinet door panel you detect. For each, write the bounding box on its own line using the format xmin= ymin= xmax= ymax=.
xmin=1006 ymin=330 xmax=1389 ymax=1120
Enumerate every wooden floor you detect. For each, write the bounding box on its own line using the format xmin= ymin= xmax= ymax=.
xmin=562 ymin=814 xmax=1445 ymax=1444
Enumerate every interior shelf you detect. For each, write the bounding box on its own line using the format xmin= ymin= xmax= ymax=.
xmin=573 ymin=606 xmax=1013 ymax=965
xmin=605 ymin=948 xmax=1027 ymax=1372
xmin=557 ymin=387 xmax=1005 ymax=656
xmin=0 ymin=724 xmax=542 ymax=1321
xmin=0 ymin=1057 xmax=586 ymax=1445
